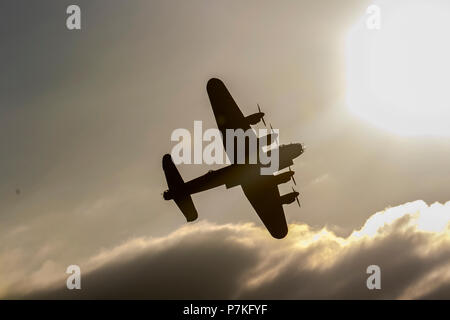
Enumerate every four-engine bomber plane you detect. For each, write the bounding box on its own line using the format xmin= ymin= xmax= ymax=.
xmin=162 ymin=78 xmax=304 ymax=238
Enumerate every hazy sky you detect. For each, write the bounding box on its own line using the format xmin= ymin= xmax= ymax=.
xmin=1 ymin=0 xmax=449 ymax=298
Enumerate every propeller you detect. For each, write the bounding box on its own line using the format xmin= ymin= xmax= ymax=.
xmin=257 ymin=104 xmax=266 ymax=126
xmin=292 ymin=187 xmax=301 ymax=207
xmin=289 ymin=166 xmax=296 ymax=185
xmin=270 ymin=123 xmax=279 ymax=146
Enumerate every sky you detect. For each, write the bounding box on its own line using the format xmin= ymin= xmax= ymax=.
xmin=1 ymin=0 xmax=449 ymax=299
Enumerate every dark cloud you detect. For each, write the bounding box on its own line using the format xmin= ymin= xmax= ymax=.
xmin=420 ymin=284 xmax=450 ymax=300
xmin=23 ymin=225 xmax=261 ymax=299
xmin=22 ymin=201 xmax=450 ymax=299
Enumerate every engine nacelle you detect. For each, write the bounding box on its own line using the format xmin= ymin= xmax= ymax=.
xmin=280 ymin=192 xmax=298 ymax=205
xmin=273 ymin=171 xmax=294 ymax=185
xmin=245 ymin=112 xmax=265 ymax=125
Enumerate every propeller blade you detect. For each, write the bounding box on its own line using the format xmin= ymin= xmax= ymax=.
xmin=296 ymin=196 xmax=301 ymax=207
xmin=288 ymin=166 xmax=297 ymax=185
xmin=257 ymin=104 xmax=266 ymax=126
xmin=269 ymin=124 xmax=278 ymax=145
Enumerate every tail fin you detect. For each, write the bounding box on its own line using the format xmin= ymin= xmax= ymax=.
xmin=162 ymin=154 xmax=198 ymax=222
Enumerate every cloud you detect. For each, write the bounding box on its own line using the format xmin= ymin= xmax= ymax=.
xmin=9 ymin=200 xmax=450 ymax=299
xmin=311 ymin=173 xmax=330 ymax=185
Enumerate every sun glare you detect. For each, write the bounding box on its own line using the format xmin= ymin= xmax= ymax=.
xmin=346 ymin=0 xmax=450 ymax=136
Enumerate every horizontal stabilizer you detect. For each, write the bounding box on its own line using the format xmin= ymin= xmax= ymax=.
xmin=173 ymin=194 xmax=198 ymax=222
xmin=162 ymin=154 xmax=198 ymax=222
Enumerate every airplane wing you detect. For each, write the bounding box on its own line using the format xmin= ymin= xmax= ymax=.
xmin=206 ymin=78 xmax=255 ymax=149
xmin=206 ymin=78 xmax=288 ymax=238
xmin=241 ymin=181 xmax=288 ymax=239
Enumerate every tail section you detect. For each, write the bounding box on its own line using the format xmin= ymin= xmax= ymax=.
xmin=162 ymin=154 xmax=198 ymax=222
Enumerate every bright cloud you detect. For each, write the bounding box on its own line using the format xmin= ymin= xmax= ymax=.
xmin=3 ymin=200 xmax=450 ymax=299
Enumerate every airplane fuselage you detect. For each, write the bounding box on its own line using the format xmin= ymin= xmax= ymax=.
xmin=163 ymin=142 xmax=303 ymax=200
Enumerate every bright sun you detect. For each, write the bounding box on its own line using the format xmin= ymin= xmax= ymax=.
xmin=346 ymin=0 xmax=450 ymax=136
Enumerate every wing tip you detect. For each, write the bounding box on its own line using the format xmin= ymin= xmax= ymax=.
xmin=162 ymin=153 xmax=173 ymax=168
xmin=271 ymin=228 xmax=288 ymax=239
xmin=207 ymin=78 xmax=224 ymax=93
xmin=186 ymin=213 xmax=198 ymax=222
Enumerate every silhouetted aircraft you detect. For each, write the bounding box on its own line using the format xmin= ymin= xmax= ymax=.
xmin=162 ymin=78 xmax=304 ymax=239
